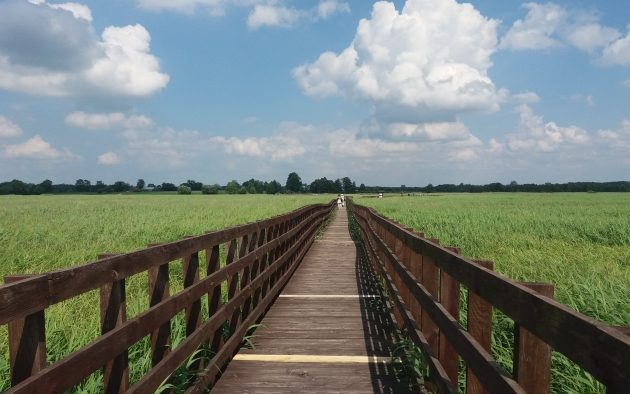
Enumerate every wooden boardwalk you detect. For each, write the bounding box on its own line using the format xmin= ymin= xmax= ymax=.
xmin=213 ymin=208 xmax=412 ymax=393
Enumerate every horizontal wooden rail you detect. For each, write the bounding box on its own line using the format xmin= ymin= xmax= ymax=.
xmin=351 ymin=202 xmax=630 ymax=393
xmin=3 ymin=201 xmax=334 ymax=393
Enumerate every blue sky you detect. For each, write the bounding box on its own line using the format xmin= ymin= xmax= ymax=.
xmin=0 ymin=0 xmax=628 ymax=186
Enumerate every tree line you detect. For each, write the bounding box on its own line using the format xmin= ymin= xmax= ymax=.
xmin=1 ymin=174 xmax=629 ymax=195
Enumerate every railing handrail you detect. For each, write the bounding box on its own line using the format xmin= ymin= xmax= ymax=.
xmin=352 ymin=202 xmax=630 ymax=392
xmin=0 ymin=202 xmax=330 ymax=324
xmin=3 ymin=201 xmax=335 ymax=393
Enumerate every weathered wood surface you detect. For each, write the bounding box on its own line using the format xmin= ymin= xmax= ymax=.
xmin=213 ymin=208 xmax=413 ymax=393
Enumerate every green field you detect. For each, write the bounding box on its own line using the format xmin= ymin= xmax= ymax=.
xmin=358 ymin=193 xmax=630 ymax=393
xmin=1 ymin=193 xmax=628 ymax=393
xmin=0 ymin=194 xmax=331 ymax=391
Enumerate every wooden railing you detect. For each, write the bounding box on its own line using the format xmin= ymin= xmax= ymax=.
xmin=1 ymin=201 xmax=334 ymax=393
xmin=352 ymin=202 xmax=630 ymax=394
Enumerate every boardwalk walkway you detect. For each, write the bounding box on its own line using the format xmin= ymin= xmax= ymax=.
xmin=213 ymin=207 xmax=412 ymax=393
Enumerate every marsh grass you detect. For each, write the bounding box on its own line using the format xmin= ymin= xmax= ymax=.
xmin=360 ymin=193 xmax=629 ymax=393
xmin=0 ymin=194 xmax=331 ymax=391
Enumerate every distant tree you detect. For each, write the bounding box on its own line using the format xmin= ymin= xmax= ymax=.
xmin=184 ymin=179 xmax=203 ymax=191
xmin=266 ymin=180 xmax=282 ymax=194
xmin=341 ymin=177 xmax=356 ymax=193
xmin=39 ymin=179 xmax=53 ymax=193
xmin=147 ymin=183 xmax=156 ymax=188
xmin=160 ymin=182 xmax=177 ymax=192
xmin=94 ymin=181 xmax=106 ymax=193
xmin=112 ymin=181 xmax=131 ymax=192
xmin=286 ymin=172 xmax=302 ymax=193
xmin=226 ymin=180 xmax=240 ymax=194
xmin=178 ymin=185 xmax=192 ymax=195
xmin=75 ymin=179 xmax=91 ymax=192
xmin=334 ymin=178 xmax=343 ymax=194
xmin=359 ymin=183 xmax=366 ymax=193
xmin=136 ymin=179 xmax=145 ymax=190
xmin=202 ymin=184 xmax=220 ymax=194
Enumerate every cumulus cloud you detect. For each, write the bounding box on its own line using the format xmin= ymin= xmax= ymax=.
xmin=597 ymin=120 xmax=630 ymax=149
xmin=136 ymin=0 xmax=231 ymax=15
xmin=65 ymin=111 xmax=154 ymax=130
xmin=510 ymin=91 xmax=541 ymax=104
xmin=246 ymin=1 xmax=349 ymax=30
xmin=3 ymin=135 xmax=79 ymax=160
xmin=222 ymin=134 xmax=306 ymax=161
xmin=500 ymin=3 xmax=566 ymax=50
xmin=0 ymin=1 xmax=168 ymax=97
xmin=247 ymin=4 xmax=301 ymax=29
xmin=506 ymin=104 xmax=589 ymax=152
xmin=0 ymin=116 xmax=22 ymax=138
xmin=602 ymin=31 xmax=630 ymax=66
xmin=97 ymin=151 xmax=121 ymax=165
xmin=500 ymin=2 xmax=629 ymax=66
xmin=293 ymin=0 xmax=503 ymax=126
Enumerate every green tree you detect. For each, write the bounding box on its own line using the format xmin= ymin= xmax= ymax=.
xmin=202 ymin=184 xmax=220 ymax=194
xmin=226 ymin=180 xmax=240 ymax=194
xmin=334 ymin=178 xmax=343 ymax=194
xmin=39 ymin=179 xmax=53 ymax=193
xmin=178 ymin=185 xmax=192 ymax=194
xmin=285 ymin=172 xmax=302 ymax=193
xmin=136 ymin=179 xmax=145 ymax=191
xmin=267 ymin=180 xmax=281 ymax=194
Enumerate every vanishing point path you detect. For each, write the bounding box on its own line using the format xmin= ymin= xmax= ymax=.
xmin=213 ymin=207 xmax=413 ymax=393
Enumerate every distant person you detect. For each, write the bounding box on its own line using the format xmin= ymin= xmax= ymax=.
xmin=341 ymin=193 xmax=345 ymax=207
xmin=337 ymin=195 xmax=342 ymax=209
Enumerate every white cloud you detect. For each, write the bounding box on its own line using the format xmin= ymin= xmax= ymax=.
xmin=597 ymin=119 xmax=630 ymax=149
xmin=602 ymin=31 xmax=630 ymax=66
xmin=0 ymin=1 xmax=168 ymax=97
xmin=135 ymin=0 xmax=243 ymax=15
xmin=449 ymin=147 xmax=478 ymax=162
xmin=97 ymin=151 xmax=121 ymax=165
xmin=564 ymin=22 xmax=620 ymax=53
xmin=65 ymin=111 xmax=153 ymax=130
xmin=315 ymin=0 xmax=350 ymax=20
xmin=4 ymin=135 xmax=78 ymax=160
xmin=246 ymin=1 xmax=349 ymax=30
xmin=293 ymin=0 xmax=503 ymax=125
xmin=500 ymin=2 xmax=630 ymax=67
xmin=568 ymin=94 xmax=595 ymax=106
xmin=0 ymin=116 xmax=22 ymax=138
xmin=48 ymin=2 xmax=93 ymax=21
xmin=500 ymin=3 xmax=565 ymax=50
xmin=384 ymin=121 xmax=472 ymax=141
xmin=511 ymin=91 xmax=541 ymax=104
xmin=506 ymin=104 xmax=589 ymax=152
xmin=247 ymin=4 xmax=301 ymax=29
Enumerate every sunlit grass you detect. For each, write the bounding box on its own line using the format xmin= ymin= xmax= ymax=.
xmin=0 ymin=193 xmax=331 ymax=391
xmin=359 ymin=193 xmax=630 ymax=394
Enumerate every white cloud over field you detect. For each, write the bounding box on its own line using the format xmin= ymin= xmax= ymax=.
xmin=0 ymin=0 xmax=169 ymax=97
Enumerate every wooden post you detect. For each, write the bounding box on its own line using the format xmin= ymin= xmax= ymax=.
xmin=421 ymin=239 xmax=441 ymax=356
xmin=408 ymin=232 xmax=424 ymax=332
xmin=5 ymin=275 xmax=46 ymax=387
xmin=181 ymin=238 xmax=201 ymax=337
xmin=439 ymin=247 xmax=461 ymax=384
xmin=466 ymin=260 xmax=494 ymax=394
xmin=98 ymin=253 xmax=129 ymax=394
xmin=241 ymin=231 xmax=259 ymax=320
xmin=206 ymin=244 xmax=223 ymax=354
xmin=514 ymin=282 xmax=554 ymax=394
xmin=225 ymin=239 xmax=239 ymax=338
xmin=147 ymin=244 xmax=171 ymax=367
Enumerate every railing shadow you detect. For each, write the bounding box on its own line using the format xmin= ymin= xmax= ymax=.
xmin=354 ymin=240 xmax=412 ymax=393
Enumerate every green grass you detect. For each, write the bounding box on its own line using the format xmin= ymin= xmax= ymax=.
xmin=358 ymin=193 xmax=630 ymax=393
xmin=0 ymin=194 xmax=331 ymax=392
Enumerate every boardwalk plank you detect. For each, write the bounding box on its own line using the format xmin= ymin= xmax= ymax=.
xmin=212 ymin=209 xmax=413 ymax=393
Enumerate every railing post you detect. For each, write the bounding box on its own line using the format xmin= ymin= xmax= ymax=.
xmin=421 ymin=239 xmax=441 ymax=356
xmin=408 ymin=232 xmax=425 ymax=332
xmin=98 ymin=253 xmax=129 ymax=394
xmin=147 ymin=243 xmax=171 ymax=367
xmin=514 ymin=282 xmax=554 ymax=394
xmin=206 ymin=244 xmax=223 ymax=354
xmin=181 ymin=238 xmax=201 ymax=337
xmin=225 ymin=238 xmax=239 ymax=338
xmin=440 ymin=247 xmax=461 ymax=384
xmin=5 ymin=275 xmax=46 ymax=387
xmin=466 ymin=260 xmax=494 ymax=394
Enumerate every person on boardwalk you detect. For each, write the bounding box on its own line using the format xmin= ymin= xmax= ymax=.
xmin=337 ymin=195 xmax=342 ymax=209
